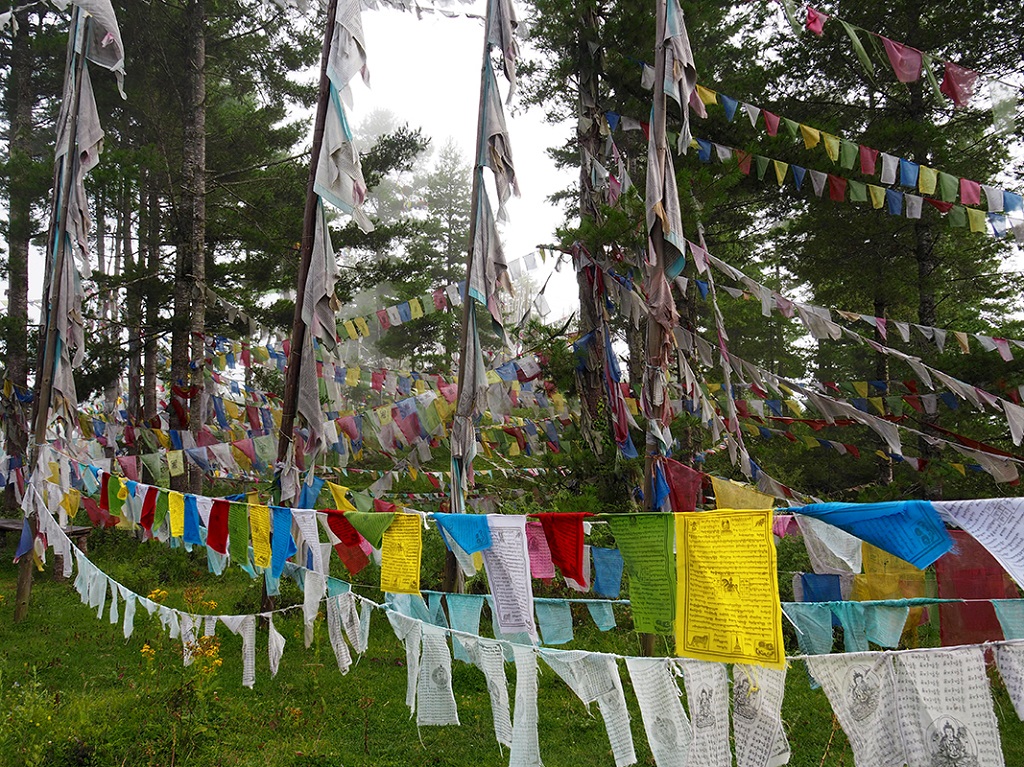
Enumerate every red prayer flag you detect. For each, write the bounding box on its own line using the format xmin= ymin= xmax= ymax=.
xmin=664 ymin=458 xmax=703 ymax=512
xmin=859 ymin=145 xmax=879 ymax=175
xmin=936 ymin=529 xmax=1016 ymax=646
xmin=960 ymin=177 xmax=981 ymax=205
xmin=939 ymin=61 xmax=979 ymax=108
xmin=736 ymin=150 xmax=752 ymax=175
xmin=925 ymin=198 xmax=954 ymax=214
xmin=763 ymin=110 xmax=780 ymax=136
xmin=532 ymin=512 xmax=591 ymax=584
xmin=881 ymin=37 xmax=923 ymax=83
xmin=805 ymin=5 xmax=827 ymax=35
xmin=827 ymin=174 xmax=847 ymax=202
xmin=207 ymin=499 xmax=230 ymax=555
xmin=139 ymin=486 xmax=157 ymax=534
xmin=376 ymin=309 xmax=391 ymax=330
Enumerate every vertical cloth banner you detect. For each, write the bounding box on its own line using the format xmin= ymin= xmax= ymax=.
xmin=679 ymin=659 xmax=731 ymax=767
xmin=482 ymin=514 xmax=538 ymax=642
xmin=606 ymin=513 xmax=676 ymax=634
xmin=675 ymin=510 xmax=784 ymax=668
xmin=934 ymin=529 xmax=1016 ymax=646
xmin=626 ymin=657 xmax=693 ymax=767
xmin=380 ymin=512 xmax=422 ymax=595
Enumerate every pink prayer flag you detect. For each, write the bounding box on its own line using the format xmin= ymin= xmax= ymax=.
xmin=116 ymin=455 xmax=139 ymax=482
xmin=688 ymin=87 xmax=707 ymax=119
xmin=805 ymin=5 xmax=827 ymax=35
xmin=881 ymin=37 xmax=923 ymax=83
xmin=827 ymin=174 xmax=847 ymax=202
xmin=432 ymin=287 xmax=447 ymax=311
xmin=859 ymin=145 xmax=879 ymax=175
xmin=939 ymin=61 xmax=979 ymax=108
xmin=526 ymin=521 xmax=555 ymax=579
xmin=993 ymin=338 xmax=1014 ymax=362
xmin=960 ymin=178 xmax=981 ymax=205
xmin=376 ymin=309 xmax=390 ymax=330
xmin=763 ymin=110 xmax=780 ymax=136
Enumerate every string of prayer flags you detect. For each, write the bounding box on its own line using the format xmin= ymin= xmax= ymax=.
xmin=793 ymin=500 xmax=952 ymax=569
xmin=531 ymin=512 xmax=591 ymax=584
xmin=606 ymin=513 xmax=676 ymax=634
xmin=675 ymin=510 xmax=784 ymax=668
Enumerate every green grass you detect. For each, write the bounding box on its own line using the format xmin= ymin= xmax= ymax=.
xmin=0 ymin=528 xmax=1022 ymax=766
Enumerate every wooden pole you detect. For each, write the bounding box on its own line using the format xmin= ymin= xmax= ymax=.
xmin=276 ymin=0 xmax=341 ymax=471
xmin=443 ymin=0 xmax=497 ymax=594
xmin=640 ymin=0 xmax=669 ymax=657
xmin=16 ymin=9 xmax=89 ymax=623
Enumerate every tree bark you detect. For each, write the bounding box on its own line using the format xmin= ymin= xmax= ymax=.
xmin=4 ymin=6 xmax=34 ymax=512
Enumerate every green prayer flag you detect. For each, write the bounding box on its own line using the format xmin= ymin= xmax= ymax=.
xmin=839 ymin=139 xmax=859 ymax=170
xmin=755 ymin=155 xmax=770 ymax=181
xmin=783 ymin=117 xmax=800 ymax=139
xmin=949 ymin=205 xmax=967 ymax=228
xmin=351 ymin=490 xmax=374 ymax=513
xmin=153 ymin=488 xmax=169 ymax=534
xmin=886 ymin=396 xmax=905 ymax=417
xmin=107 ymin=476 xmax=125 ymax=518
xmin=344 ymin=511 xmax=395 ymax=549
xmin=938 ymin=172 xmax=959 ymax=203
xmin=253 ymin=434 xmax=276 ymax=467
xmin=841 ymin=20 xmax=874 ymax=78
xmin=606 ymin=513 xmax=676 ymax=635
xmin=140 ymin=452 xmax=168 ymax=486
xmin=922 ymin=54 xmax=943 ymax=100
xmin=228 ymin=502 xmax=250 ymax=564
xmin=849 ymin=180 xmax=868 ymax=202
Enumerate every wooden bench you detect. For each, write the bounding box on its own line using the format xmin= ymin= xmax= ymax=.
xmin=0 ymin=517 xmax=93 ymax=580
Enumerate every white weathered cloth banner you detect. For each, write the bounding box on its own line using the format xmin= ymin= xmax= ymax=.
xmin=625 ymin=657 xmax=692 ymax=767
xmin=678 ymin=659 xmax=730 ymax=767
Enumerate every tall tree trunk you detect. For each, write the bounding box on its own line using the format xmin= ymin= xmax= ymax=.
xmin=126 ymin=182 xmax=143 ymax=432
xmin=574 ymin=2 xmax=605 ymax=455
xmin=4 ymin=7 xmax=34 ymax=512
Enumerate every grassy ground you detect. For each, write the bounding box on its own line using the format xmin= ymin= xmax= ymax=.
xmin=1 ymin=528 xmax=1022 ymax=766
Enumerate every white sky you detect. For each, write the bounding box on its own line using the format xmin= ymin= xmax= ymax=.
xmin=356 ymin=5 xmax=581 ymax=320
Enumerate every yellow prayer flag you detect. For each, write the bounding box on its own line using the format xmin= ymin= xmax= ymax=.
xmin=954 ymin=331 xmax=970 ymax=353
xmin=967 ymin=206 xmax=987 ymax=233
xmin=409 ymin=298 xmax=423 ymax=319
xmin=354 ymin=316 xmax=370 ymax=337
xmin=710 ymin=476 xmax=775 ymax=510
xmin=486 ymin=370 xmax=502 ymax=385
xmin=167 ymin=450 xmax=185 ymax=477
xmin=408 ymin=466 xmax=418 ymax=482
xmin=799 ymin=123 xmax=820 ymax=149
xmin=869 ymin=397 xmax=886 ymax=415
xmin=802 ymin=435 xmax=820 ymax=448
xmin=168 ymin=491 xmax=185 ymax=538
xmin=675 ymin=510 xmax=784 ymax=668
xmin=509 ymin=439 xmax=520 ymax=457
xmin=346 ymin=366 xmax=361 ymax=387
xmin=231 ymin=446 xmax=252 ymax=472
xmin=695 ymin=84 xmax=717 ymax=106
xmin=773 ymin=160 xmax=788 ymax=186
xmin=271 ymin=408 xmax=282 ymax=429
xmin=414 ymin=379 xmax=427 ymax=393
xmin=224 ymin=400 xmax=241 ymax=419
xmin=951 ymin=463 xmax=966 ymax=476
xmin=868 ymin=184 xmax=886 ymax=209
xmin=154 ymin=429 xmax=171 ymax=449
xmin=380 ymin=512 xmax=422 ymax=595
xmin=822 ymin=132 xmax=840 ymax=162
xmin=918 ymin=166 xmax=937 ymax=195
xmin=626 ymin=398 xmax=639 ymax=416
xmin=327 ymin=481 xmax=357 ymax=512
xmin=783 ymin=399 xmax=803 ymax=416
xmin=376 ymin=406 xmax=393 ymax=425
xmin=61 ymin=488 xmax=81 ymax=519
xmin=250 ymin=504 xmax=272 ymax=568
xmin=852 ymin=381 xmax=869 ymax=398
xmin=343 ymin=320 xmax=357 ymax=340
